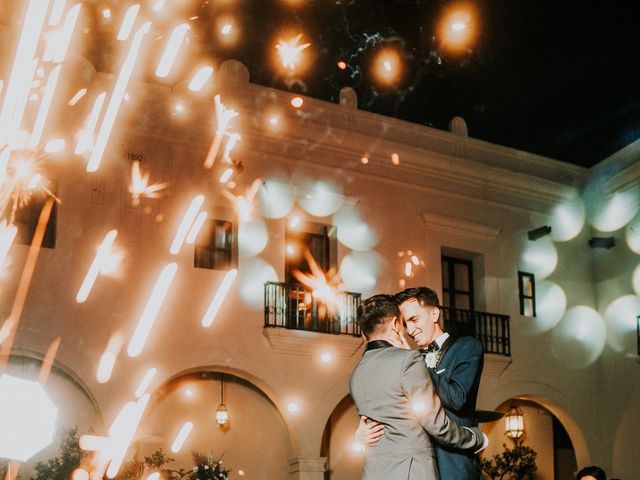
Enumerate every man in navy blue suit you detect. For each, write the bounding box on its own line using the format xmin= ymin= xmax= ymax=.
xmin=358 ymin=287 xmax=484 ymax=479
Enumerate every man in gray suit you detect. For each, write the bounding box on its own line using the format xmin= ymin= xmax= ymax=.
xmin=349 ymin=294 xmax=485 ymax=480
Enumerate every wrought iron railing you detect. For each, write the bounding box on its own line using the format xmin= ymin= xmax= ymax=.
xmin=264 ymin=281 xmax=361 ymax=336
xmin=637 ymin=315 xmax=639 ymax=356
xmin=442 ymin=306 xmax=511 ymax=356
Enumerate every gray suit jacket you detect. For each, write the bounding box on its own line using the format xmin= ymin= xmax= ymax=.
xmin=349 ymin=341 xmax=483 ymax=480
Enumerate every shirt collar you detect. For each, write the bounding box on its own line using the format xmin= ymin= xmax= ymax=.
xmin=434 ymin=332 xmax=450 ymax=348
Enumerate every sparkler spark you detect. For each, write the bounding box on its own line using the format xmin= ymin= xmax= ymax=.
xmin=29 ymin=65 xmax=62 ymax=148
xmin=96 ymin=334 xmax=123 ymax=384
xmin=275 ymin=34 xmax=311 ymax=71
xmin=134 ymin=367 xmax=157 ymax=398
xmin=170 ymin=195 xmax=205 ymax=254
xmin=203 ymin=95 xmax=238 ymax=169
xmin=117 ymin=4 xmax=140 ymax=41
xmin=202 ymin=269 xmax=238 ymax=327
xmin=43 ymin=3 xmax=82 ymax=64
xmin=48 ymin=0 xmax=67 ymax=26
xmin=87 ymin=22 xmax=151 ymax=172
xmin=185 ymin=211 xmax=208 ymax=245
xmin=222 ymin=178 xmax=262 ymax=222
xmin=170 ymin=422 xmax=193 ymax=453
xmin=188 ymin=66 xmax=214 ymax=92
xmin=129 ymin=161 xmax=169 ymax=206
xmin=127 ymin=263 xmax=178 ymax=357
xmin=155 ymin=23 xmax=190 ymax=78
xmin=0 ymin=220 xmax=18 ymax=269
xmin=75 ymin=92 xmax=106 ymax=155
xmin=76 ymin=230 xmax=119 ymax=303
xmin=68 ymin=88 xmax=87 ymax=105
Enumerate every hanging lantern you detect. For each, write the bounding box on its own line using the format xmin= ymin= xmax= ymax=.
xmin=215 ymin=373 xmax=229 ymax=426
xmin=504 ymin=405 xmax=524 ymax=440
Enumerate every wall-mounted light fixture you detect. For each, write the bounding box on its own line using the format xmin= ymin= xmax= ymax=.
xmin=588 ymin=236 xmax=615 ymax=249
xmin=504 ymin=405 xmax=525 ymax=444
xmin=527 ymin=225 xmax=552 ymax=241
xmin=215 ymin=373 xmax=229 ymax=427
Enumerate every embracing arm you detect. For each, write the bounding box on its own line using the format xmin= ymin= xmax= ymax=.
xmin=431 ymin=338 xmax=483 ymax=412
xmin=401 ymin=351 xmax=484 ymax=451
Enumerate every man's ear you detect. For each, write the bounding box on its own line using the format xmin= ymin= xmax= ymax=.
xmin=391 ymin=316 xmax=401 ymax=332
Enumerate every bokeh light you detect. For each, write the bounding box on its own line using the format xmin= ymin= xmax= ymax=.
xmin=548 ymin=195 xmax=586 ymax=242
xmin=521 ymin=281 xmax=567 ymax=335
xmin=550 ymin=306 xmax=606 ymax=369
xmin=625 ymin=215 xmax=640 ymax=254
xmin=439 ymin=6 xmax=475 ymax=51
xmin=604 ymin=295 xmax=640 ymax=353
xmin=584 ymin=178 xmax=639 ymax=232
xmin=237 ymin=258 xmax=277 ymax=309
xmin=519 ymin=237 xmax=558 ymax=280
xmin=238 ymin=218 xmax=269 ymax=257
xmin=297 ymin=181 xmax=344 ymax=217
xmin=373 ymin=48 xmax=402 ymax=86
xmin=257 ymin=179 xmax=296 ymax=219
xmin=340 ymin=250 xmax=383 ymax=293
xmin=332 ymin=206 xmax=378 ymax=251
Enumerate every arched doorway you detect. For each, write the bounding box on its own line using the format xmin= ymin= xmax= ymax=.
xmin=138 ymin=370 xmax=292 ymax=479
xmin=481 ymin=398 xmax=577 ymax=480
xmin=320 ymin=395 xmax=364 ymax=480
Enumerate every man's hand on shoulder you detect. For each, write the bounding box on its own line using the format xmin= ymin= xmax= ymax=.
xmin=355 ymin=416 xmax=384 ymax=447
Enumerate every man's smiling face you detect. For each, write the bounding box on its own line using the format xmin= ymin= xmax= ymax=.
xmin=399 ymin=299 xmax=441 ymax=348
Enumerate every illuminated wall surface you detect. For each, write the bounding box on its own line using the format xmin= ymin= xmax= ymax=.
xmin=0 ymin=2 xmax=639 ymax=479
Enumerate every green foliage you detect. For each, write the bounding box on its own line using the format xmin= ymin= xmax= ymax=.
xmin=188 ymin=452 xmax=230 ymax=480
xmin=29 ymin=426 xmax=86 ymax=480
xmin=481 ymin=443 xmax=538 ymax=480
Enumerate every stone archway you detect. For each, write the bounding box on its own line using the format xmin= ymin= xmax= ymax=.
xmin=320 ymin=395 xmax=363 ymax=480
xmin=139 ymin=368 xmax=293 ymax=479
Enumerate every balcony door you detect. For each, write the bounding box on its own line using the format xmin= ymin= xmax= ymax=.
xmin=441 ymin=256 xmax=475 ymax=312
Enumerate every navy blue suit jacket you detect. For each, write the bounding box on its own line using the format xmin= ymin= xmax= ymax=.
xmin=429 ymin=336 xmax=484 ymax=479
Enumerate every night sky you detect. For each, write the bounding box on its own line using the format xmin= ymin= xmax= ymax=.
xmin=71 ymin=0 xmax=640 ymax=167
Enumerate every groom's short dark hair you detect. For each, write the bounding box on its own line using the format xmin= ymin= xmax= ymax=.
xmin=393 ymin=287 xmax=440 ymax=308
xmin=357 ymin=294 xmax=400 ymax=338
xmin=576 ymin=466 xmax=606 ymax=480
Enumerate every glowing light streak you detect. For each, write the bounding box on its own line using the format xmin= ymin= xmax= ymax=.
xmin=223 ymin=178 xmax=261 ymax=222
xmin=170 ymin=422 xmax=193 ymax=453
xmin=129 ymin=161 xmax=169 ymax=206
xmin=289 ymin=216 xmax=300 ymax=228
xmin=104 ymin=394 xmax=151 ymax=478
xmin=0 ymin=0 xmax=50 ymax=153
xmin=155 ymin=23 xmax=189 ymax=78
xmin=337 ymin=60 xmax=347 ymax=70
xmin=97 ymin=351 xmax=117 ymax=384
xmin=291 ymin=96 xmax=303 ymax=108
xmin=0 ymin=198 xmax=55 ymax=373
xmin=117 ymin=5 xmax=140 ymax=41
xmin=134 ymin=367 xmax=157 ymax=398
xmin=169 ymin=195 xmax=204 ymax=254
xmin=221 ymin=24 xmax=232 ymax=35
xmin=188 ymin=66 xmax=213 ymax=92
xmin=49 ymin=0 xmax=67 ymax=26
xmin=29 ymin=65 xmax=62 ymax=148
xmin=37 ymin=336 xmax=61 ymax=384
xmin=72 ymin=468 xmax=89 ymax=480
xmin=320 ymin=352 xmax=332 ymax=363
xmin=127 ymin=263 xmax=177 ymax=357
xmin=360 ymin=156 xmax=369 ymax=164
xmin=44 ymin=138 xmax=65 ymax=153
xmin=411 ymin=255 xmax=420 ymax=265
xmin=202 ymin=269 xmax=238 ymax=327
xmin=47 ymin=3 xmax=81 ymax=63
xmin=275 ymin=34 xmax=311 ymax=70
xmin=0 ymin=220 xmax=18 ymax=269
xmin=219 ymin=167 xmax=234 ymax=184
xmin=204 ymin=95 xmax=238 ymax=169
xmin=222 ymin=132 xmax=241 ymax=163
xmin=75 ymin=92 xmax=106 ymax=154
xmin=404 ymin=262 xmax=412 ymax=277
xmin=103 ymin=9 xmax=111 ymax=18
xmin=76 ymin=230 xmax=118 ymax=303
xmin=391 ymin=152 xmax=400 ymax=165
xmin=185 ymin=211 xmax=207 ymax=245
xmin=145 ymin=473 xmax=160 ymax=480
xmin=79 ymin=434 xmax=106 ymax=451
xmin=87 ymin=22 xmax=151 ymax=172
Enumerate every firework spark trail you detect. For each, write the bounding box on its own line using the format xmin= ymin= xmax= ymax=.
xmin=29 ymin=65 xmax=62 ymax=148
xmin=38 ymin=336 xmax=61 ymax=384
xmin=0 ymin=0 xmax=50 ymax=161
xmin=203 ymin=95 xmax=238 ymax=169
xmin=42 ymin=3 xmax=82 ymax=64
xmin=96 ymin=333 xmax=123 ymax=384
xmin=155 ymin=23 xmax=189 ymax=78
xmin=75 ymin=92 xmax=107 ymax=155
xmin=201 ymin=268 xmax=237 ymax=327
xmin=169 ymin=195 xmax=204 ymax=254
xmin=134 ymin=367 xmax=157 ymax=398
xmin=0 ymin=220 xmax=18 ymax=269
xmin=127 ymin=262 xmax=178 ymax=357
xmin=129 ymin=161 xmax=169 ymax=206
xmin=76 ymin=229 xmax=118 ymax=303
xmin=0 ymin=197 xmax=55 ymax=375
xmin=87 ymin=22 xmax=151 ymax=172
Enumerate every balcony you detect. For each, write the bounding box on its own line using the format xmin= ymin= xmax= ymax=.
xmin=264 ymin=281 xmax=361 ymax=336
xmin=442 ymin=306 xmax=511 ymax=356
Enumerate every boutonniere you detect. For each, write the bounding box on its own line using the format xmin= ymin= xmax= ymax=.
xmin=424 ymin=350 xmax=441 ymax=369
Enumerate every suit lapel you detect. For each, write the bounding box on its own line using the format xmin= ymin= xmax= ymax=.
xmin=438 ymin=335 xmax=457 ymax=364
